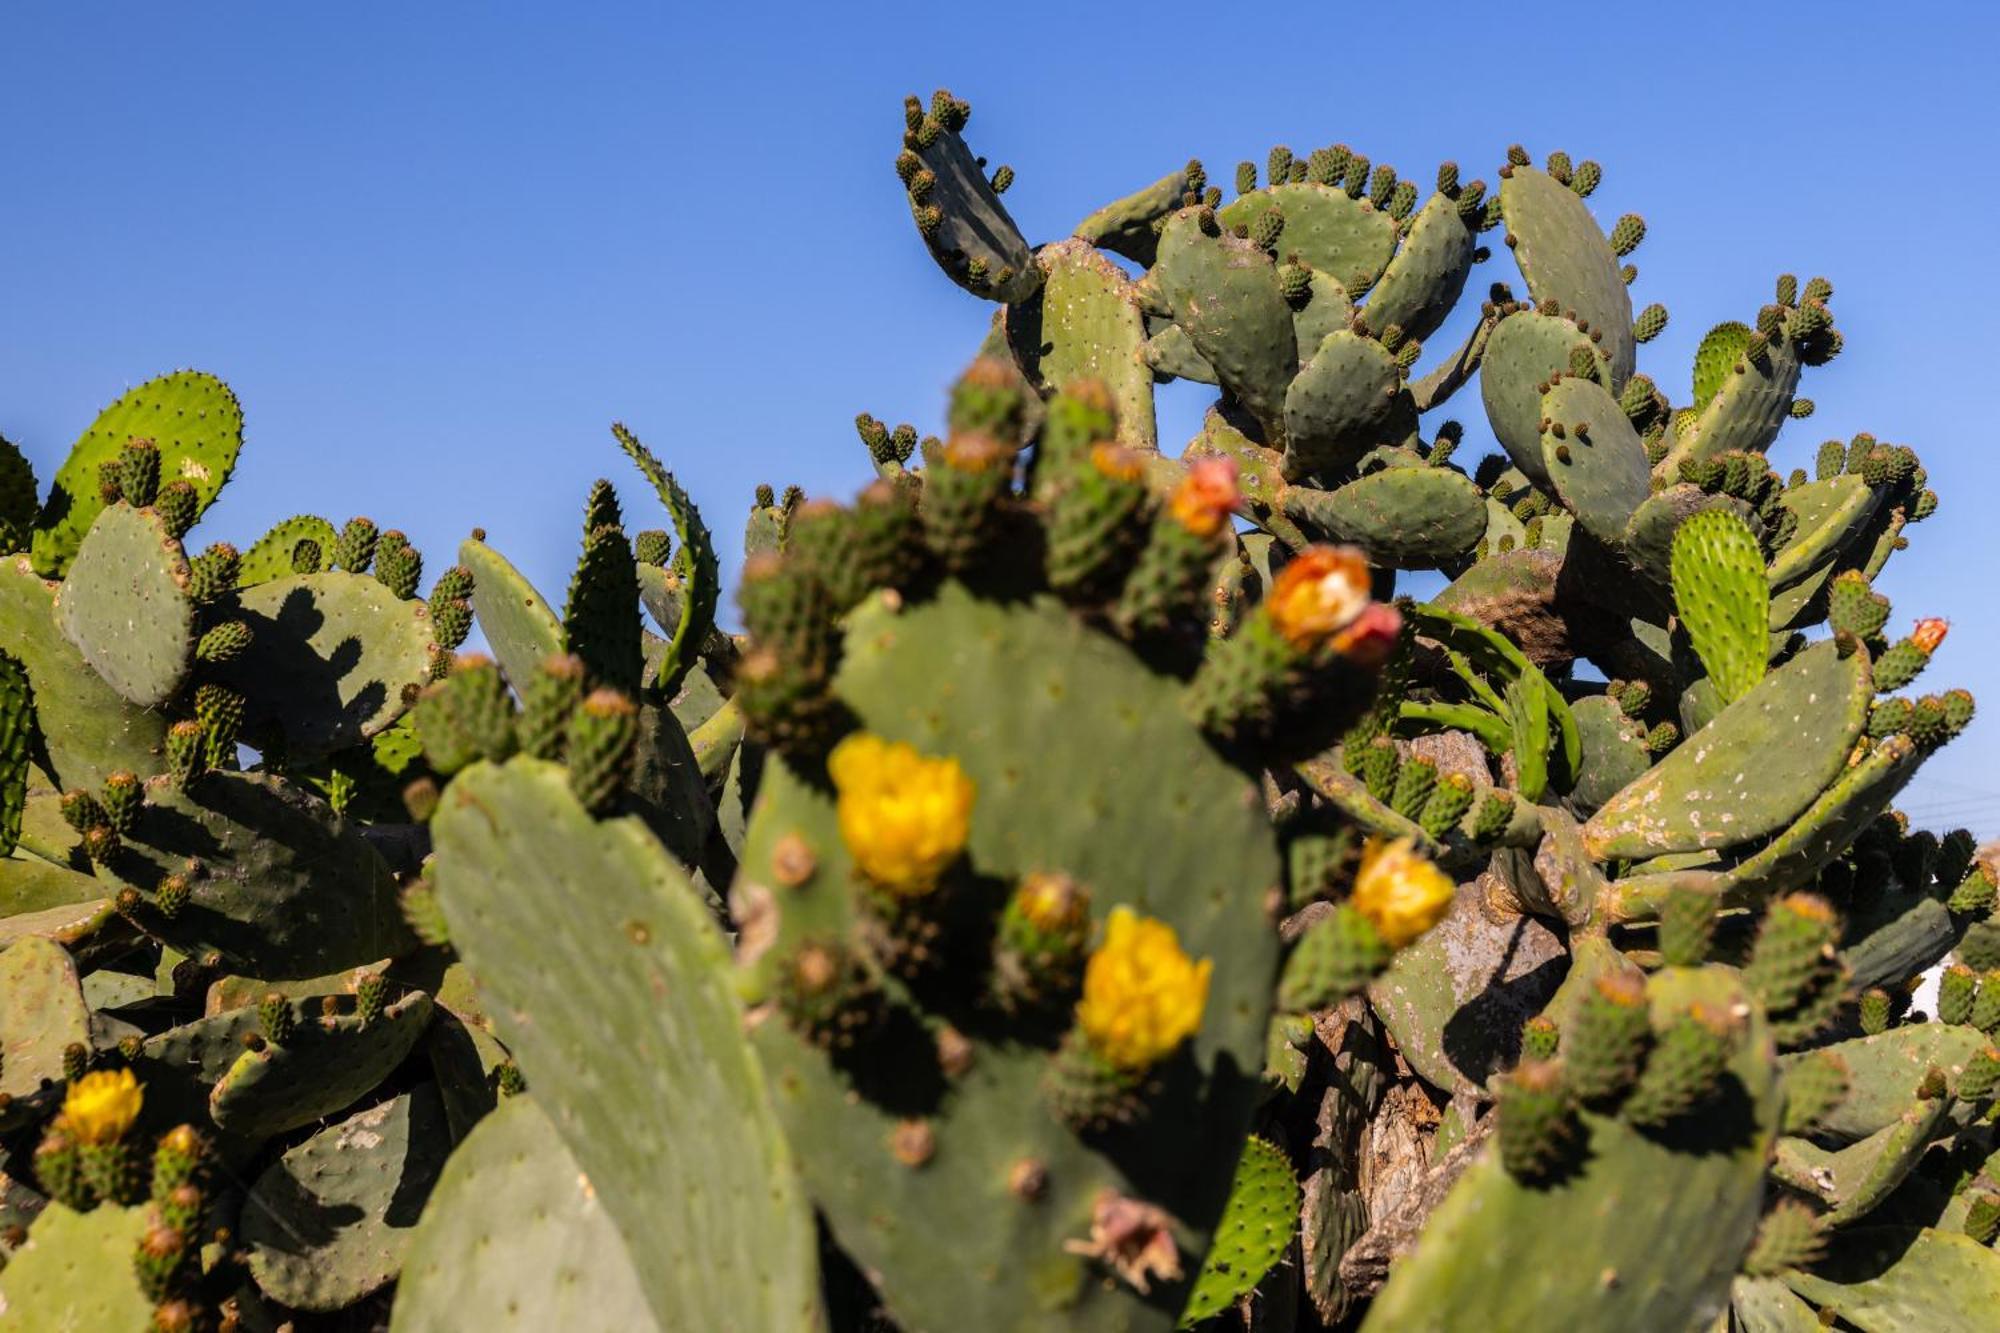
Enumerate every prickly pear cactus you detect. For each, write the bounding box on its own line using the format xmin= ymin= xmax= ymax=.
xmin=0 ymin=81 xmax=1990 ymax=1333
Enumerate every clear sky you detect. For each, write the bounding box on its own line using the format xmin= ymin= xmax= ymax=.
xmin=4 ymin=3 xmax=1996 ymax=834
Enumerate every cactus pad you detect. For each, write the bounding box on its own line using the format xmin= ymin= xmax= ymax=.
xmin=243 ymin=1084 xmax=451 ymax=1310
xmin=1583 ymin=640 xmax=1870 ymax=859
xmin=53 ymin=503 xmax=194 ymax=708
xmin=1006 ymin=240 xmax=1157 ymax=450
xmin=30 ymin=370 xmax=242 ymax=579
xmin=0 ymin=937 xmax=92 ymax=1100
xmin=1178 ymin=1137 xmax=1301 ymax=1326
xmin=1217 ymin=183 xmax=1397 ymax=299
xmin=432 ymin=757 xmax=823 ymax=1332
xmin=1539 ymin=377 xmax=1652 ymax=547
xmin=0 ymin=1202 xmax=154 ymax=1329
xmin=1280 ymin=467 xmax=1484 ymax=568
xmin=210 ymin=990 xmax=432 ymax=1140
xmin=1671 ymin=507 xmax=1770 ymax=703
xmin=1497 ymin=166 xmax=1635 ymax=384
xmin=1480 ymin=311 xmax=1601 ymax=488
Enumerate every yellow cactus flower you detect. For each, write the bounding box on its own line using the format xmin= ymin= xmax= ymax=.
xmin=1265 ymin=545 xmax=1371 ymax=649
xmin=1350 ymin=836 xmax=1456 ymax=949
xmin=63 ymin=1068 xmax=143 ymax=1145
xmin=828 ymin=733 xmax=976 ymax=895
xmin=1076 ymin=907 xmax=1213 ymax=1071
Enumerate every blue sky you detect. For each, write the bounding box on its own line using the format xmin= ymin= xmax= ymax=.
xmin=4 ymin=3 xmax=1996 ymax=834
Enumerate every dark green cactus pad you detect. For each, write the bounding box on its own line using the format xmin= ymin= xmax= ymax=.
xmin=108 ymin=771 xmax=413 ymax=978
xmin=1280 ymin=462 xmax=1483 ymax=569
xmin=243 ymin=1084 xmax=451 ymax=1311
xmin=625 ymin=700 xmax=715 ymax=870
xmin=0 ymin=556 xmax=168 ymax=790
xmin=1767 ymin=475 xmax=1879 ymax=590
xmin=1479 ymin=311 xmax=1601 ymax=489
xmin=431 ymin=757 xmax=822 ymax=1332
xmin=210 ymin=990 xmax=432 ymax=1140
xmin=1283 ymin=331 xmax=1417 ymax=481
xmin=1568 ymin=694 xmax=1653 ymax=814
xmin=30 ymin=370 xmax=242 ymax=579
xmin=220 ymin=571 xmax=436 ymax=757
xmin=740 ymin=583 xmax=1279 ymax=1333
xmin=614 ymin=424 xmax=719 ymax=699
xmin=1216 ymin=183 xmax=1397 ymax=298
xmin=1780 ymin=1023 xmax=1991 ymax=1143
xmin=0 ymin=653 xmax=28 ymax=857
xmin=1583 ymin=640 xmax=1871 ymax=860
xmin=1672 ymin=507 xmax=1770 ymax=704
xmin=0 ymin=936 xmax=91 ymax=1099
xmin=1772 ymin=1094 xmax=1948 ymax=1225
xmin=1367 ymin=880 xmax=1568 ymax=1093
xmin=1286 ymin=269 xmax=1354 ymax=365
xmin=424 ymin=1007 xmax=508 ymax=1142
xmin=1784 ymin=1227 xmax=2000 ymax=1329
xmin=905 ymin=108 xmax=1038 ymax=304
xmin=1154 ymin=211 xmax=1298 ymax=447
xmin=1362 ymin=192 xmax=1477 ymax=344
xmin=1667 ymin=316 xmax=1805 ymax=469
xmin=0 ymin=1201 xmax=154 ymax=1329
xmin=458 ymin=536 xmax=563 ymax=689
xmin=1073 ymin=167 xmax=1189 ymax=267
xmin=127 ymin=1001 xmax=299 ymax=1154
xmin=1006 ymin=240 xmax=1156 ymax=450
xmin=1496 ymin=166 xmax=1635 ymax=385
xmin=237 ymin=514 xmax=339 ymax=586
xmin=392 ymin=1094 xmax=657 ymax=1332
xmin=1362 ymin=966 xmax=1778 ymax=1332
xmin=1539 ymin=376 xmax=1652 ymax=548
xmin=1622 ymin=484 xmax=1757 ymax=589
xmin=52 ymin=503 xmax=194 ymax=708
xmin=1178 ymin=1137 xmax=1300 ymax=1326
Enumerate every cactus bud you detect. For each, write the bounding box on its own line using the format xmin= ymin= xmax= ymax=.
xmin=564 ymin=688 xmax=639 ymax=816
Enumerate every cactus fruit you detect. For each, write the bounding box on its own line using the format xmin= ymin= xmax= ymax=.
xmin=0 ymin=87 xmax=1992 ymax=1333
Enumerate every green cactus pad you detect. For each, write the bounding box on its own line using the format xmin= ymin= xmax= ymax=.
xmin=1143 ymin=320 xmax=1219 ymax=385
xmin=1289 ymin=269 xmax=1356 ymax=366
xmin=1583 ymin=640 xmax=1870 ymax=859
xmin=108 ymin=771 xmax=413 ymax=978
xmin=391 ymin=1094 xmax=657 ymax=1333
xmin=0 ymin=936 xmax=91 ymax=1099
xmin=431 ymin=757 xmax=822 ymax=1332
xmin=210 ymin=989 xmax=432 ymax=1139
xmin=1362 ymin=192 xmax=1477 ymax=344
xmin=237 ymin=514 xmax=339 ymax=586
xmin=1622 ymin=485 xmax=1757 ymax=589
xmin=1568 ymin=694 xmax=1653 ymax=814
xmin=905 ymin=107 xmax=1038 ymax=304
xmin=0 ymin=556 xmax=168 ymax=790
xmin=1283 ymin=331 xmax=1417 ymax=481
xmin=1539 ymin=376 xmax=1653 ymax=547
xmin=1216 ymin=183 xmax=1397 ymax=298
xmin=243 ymin=1084 xmax=451 ymax=1311
xmin=1362 ymin=966 xmax=1777 ymax=1333
xmin=1154 ymin=211 xmax=1298 ymax=446
xmin=0 ymin=856 xmax=103 ymax=920
xmin=1280 ymin=465 xmax=1484 ymax=568
xmin=457 ymin=536 xmax=563 ymax=688
xmin=219 ymin=571 xmax=436 ymax=757
xmin=741 ymin=583 xmax=1279 ymax=1332
xmin=613 ymin=424 xmax=719 ymax=699
xmin=1496 ymin=166 xmax=1635 ymax=385
xmin=1767 ymin=475 xmax=1879 ymax=590
xmin=1073 ymin=167 xmax=1190 ymax=267
xmin=1181 ymin=407 xmax=1292 ymax=542
xmin=52 ymin=503 xmax=194 ymax=708
xmin=0 ymin=434 xmax=34 ymax=556
xmin=30 ymin=370 xmax=242 ymax=579
xmin=1668 ymin=316 xmax=1806 ymax=470
xmin=0 ymin=1202 xmax=154 ymax=1330
xmin=1178 ymin=1137 xmax=1300 ymax=1327
xmin=1784 ymin=1227 xmax=2000 ymax=1329
xmin=1693 ymin=322 xmax=1753 ymax=411
xmin=1772 ymin=1093 xmax=1949 ymax=1225
xmin=1780 ymin=1023 xmax=1991 ymax=1143
xmin=1732 ymin=1277 xmax=1823 ymax=1331
xmin=1479 ymin=311 xmax=1601 ymax=489
xmin=1005 ymin=240 xmax=1156 ymax=450
xmin=1672 ymin=507 xmax=1770 ymax=703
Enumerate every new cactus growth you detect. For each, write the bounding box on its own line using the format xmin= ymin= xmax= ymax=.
xmin=0 ymin=85 xmax=1993 ymax=1333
